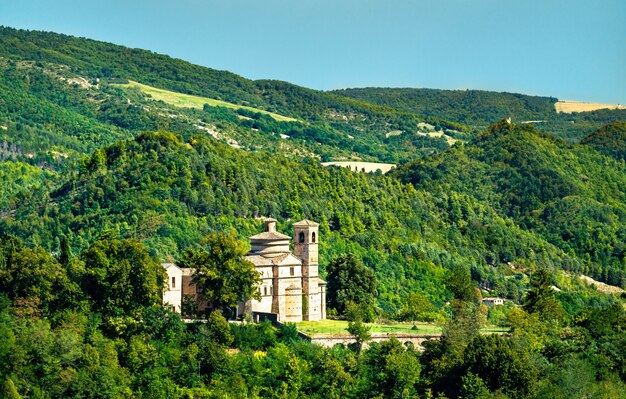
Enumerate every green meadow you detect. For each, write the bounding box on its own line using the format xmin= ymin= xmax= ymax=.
xmin=118 ymin=80 xmax=297 ymax=122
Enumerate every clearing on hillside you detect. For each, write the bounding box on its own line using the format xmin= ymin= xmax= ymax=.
xmin=555 ymin=101 xmax=626 ymax=114
xmin=116 ymin=81 xmax=297 ymax=122
xmin=579 ymin=275 xmax=625 ymax=295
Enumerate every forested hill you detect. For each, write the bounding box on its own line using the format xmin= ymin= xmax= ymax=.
xmin=0 ymin=26 xmax=469 ymax=167
xmin=332 ymin=87 xmax=626 ymax=142
xmin=580 ymin=121 xmax=626 ymax=161
xmin=1 ymin=129 xmax=584 ymax=310
xmin=333 ymin=88 xmax=557 ymax=126
xmin=392 ymin=121 xmax=626 ymax=287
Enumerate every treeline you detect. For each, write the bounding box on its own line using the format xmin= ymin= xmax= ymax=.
xmin=333 ymin=87 xmax=626 ymax=142
xmin=332 ymin=87 xmax=557 ymax=127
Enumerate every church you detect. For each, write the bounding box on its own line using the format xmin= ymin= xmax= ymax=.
xmin=163 ymin=218 xmax=326 ymax=322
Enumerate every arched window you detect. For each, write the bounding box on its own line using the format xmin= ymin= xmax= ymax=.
xmin=312 ymin=232 xmax=316 ymax=243
xmin=299 ymin=232 xmax=305 ymax=243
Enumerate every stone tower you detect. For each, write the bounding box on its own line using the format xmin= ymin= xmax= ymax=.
xmin=293 ymin=219 xmax=322 ymax=321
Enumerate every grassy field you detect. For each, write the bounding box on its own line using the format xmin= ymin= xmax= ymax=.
xmin=117 ymin=81 xmax=297 ymax=122
xmin=296 ymin=320 xmax=508 ymax=336
xmin=555 ymin=100 xmax=626 ymax=114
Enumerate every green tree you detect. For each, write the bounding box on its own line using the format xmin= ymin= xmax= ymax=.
xmin=447 ymin=266 xmax=479 ymax=303
xmin=346 ymin=319 xmax=371 ymax=353
xmin=1 ymin=378 xmax=21 ymax=399
xmin=463 ymin=334 xmax=538 ymax=399
xmin=59 ymin=235 xmax=72 ymax=267
xmin=399 ymin=292 xmax=437 ymax=324
xmin=180 ymin=232 xmax=260 ymax=314
xmin=0 ymin=235 xmax=76 ymax=316
xmin=326 ymin=254 xmax=377 ymax=320
xmin=79 ymin=234 xmax=164 ymax=317
xmin=359 ymin=338 xmax=421 ymax=398
xmin=523 ymin=268 xmax=565 ymax=322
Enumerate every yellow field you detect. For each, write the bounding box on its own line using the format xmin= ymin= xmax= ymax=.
xmin=117 ymin=81 xmax=297 ymax=122
xmin=555 ymin=101 xmax=626 ymax=114
xmin=321 ymin=161 xmax=396 ymax=174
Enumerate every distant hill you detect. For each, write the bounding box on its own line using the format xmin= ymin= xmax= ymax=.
xmin=332 ymin=87 xmax=626 ymax=142
xmin=0 ymin=26 xmax=469 ymax=167
xmin=580 ymin=121 xmax=626 ymax=161
xmin=392 ymin=121 xmax=626 ymax=287
xmin=332 ymin=88 xmax=557 ymax=126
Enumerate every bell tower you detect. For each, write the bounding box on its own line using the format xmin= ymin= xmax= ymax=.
xmin=293 ymin=219 xmax=320 ymax=321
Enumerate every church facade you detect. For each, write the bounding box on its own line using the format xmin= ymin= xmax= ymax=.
xmin=242 ymin=218 xmax=326 ymax=322
xmin=163 ymin=218 xmax=326 ymax=322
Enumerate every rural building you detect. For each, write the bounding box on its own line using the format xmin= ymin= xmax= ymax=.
xmin=482 ymin=297 xmax=504 ymax=306
xmin=162 ymin=218 xmax=326 ymax=322
xmin=162 ymin=263 xmax=182 ymax=313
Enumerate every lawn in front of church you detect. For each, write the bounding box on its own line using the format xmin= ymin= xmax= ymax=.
xmin=296 ymin=320 xmax=442 ymax=335
xmin=296 ymin=320 xmax=509 ymax=336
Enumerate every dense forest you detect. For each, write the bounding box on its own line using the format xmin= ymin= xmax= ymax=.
xmin=580 ymin=121 xmax=626 ymax=161
xmin=1 ymin=129 xmax=578 ymax=310
xmin=393 ymin=121 xmax=626 ymax=288
xmin=333 ymin=87 xmax=626 ymax=142
xmin=1 ymin=230 xmax=625 ymax=398
xmin=0 ymin=26 xmax=625 ymax=398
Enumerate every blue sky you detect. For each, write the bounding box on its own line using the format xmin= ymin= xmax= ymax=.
xmin=2 ymin=0 xmax=625 ymax=103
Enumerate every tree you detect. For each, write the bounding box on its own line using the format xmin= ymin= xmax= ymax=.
xmin=180 ymin=232 xmax=260 ymax=314
xmin=346 ymin=319 xmax=371 ymax=353
xmin=79 ymin=234 xmax=164 ymax=317
xmin=326 ymin=254 xmax=377 ymax=320
xmin=399 ymin=292 xmax=438 ymax=324
xmin=0 ymin=234 xmax=76 ymax=316
xmin=463 ymin=334 xmax=538 ymax=399
xmin=522 ymin=268 xmax=565 ymax=322
xmin=1 ymin=378 xmax=21 ymax=399
xmin=447 ymin=266 xmax=479 ymax=303
xmin=59 ymin=235 xmax=71 ymax=267
xmin=359 ymin=338 xmax=421 ymax=398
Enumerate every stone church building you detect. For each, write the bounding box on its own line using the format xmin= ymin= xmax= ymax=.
xmin=163 ymin=218 xmax=326 ymax=322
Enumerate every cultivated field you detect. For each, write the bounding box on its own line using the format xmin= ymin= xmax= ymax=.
xmin=321 ymin=161 xmax=396 ymax=174
xmin=555 ymin=101 xmax=626 ymax=114
xmin=117 ymin=81 xmax=297 ymax=122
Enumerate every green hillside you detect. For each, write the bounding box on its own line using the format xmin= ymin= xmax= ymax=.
xmin=1 ymin=130 xmax=585 ymax=310
xmin=393 ymin=121 xmax=626 ymax=287
xmin=580 ymin=121 xmax=626 ymax=161
xmin=333 ymin=87 xmax=626 ymax=142
xmin=0 ymin=26 xmax=469 ymax=166
xmin=0 ymin=26 xmax=625 ymax=399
